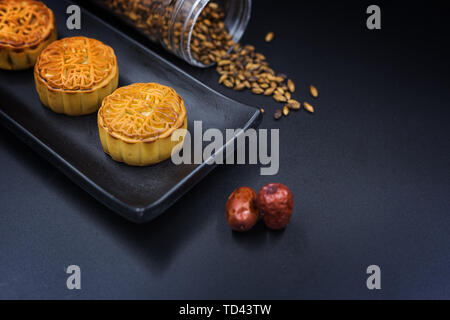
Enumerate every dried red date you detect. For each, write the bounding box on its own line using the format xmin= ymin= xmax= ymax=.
xmin=226 ymin=187 xmax=259 ymax=232
xmin=257 ymin=183 xmax=294 ymax=230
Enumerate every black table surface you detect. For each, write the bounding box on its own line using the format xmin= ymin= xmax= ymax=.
xmin=1 ymin=0 xmax=449 ymax=299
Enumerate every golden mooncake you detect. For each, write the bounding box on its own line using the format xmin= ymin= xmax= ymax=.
xmin=98 ymin=83 xmax=188 ymax=166
xmin=34 ymin=36 xmax=119 ymax=116
xmin=0 ymin=0 xmax=57 ymax=70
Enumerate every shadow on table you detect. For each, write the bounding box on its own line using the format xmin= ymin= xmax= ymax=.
xmin=0 ymin=125 xmax=262 ymax=276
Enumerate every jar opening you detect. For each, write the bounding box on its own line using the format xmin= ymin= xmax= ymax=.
xmin=183 ymin=0 xmax=252 ymax=68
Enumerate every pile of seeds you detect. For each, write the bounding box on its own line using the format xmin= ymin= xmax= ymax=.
xmin=216 ymin=43 xmax=303 ymax=113
xmin=197 ymin=2 xmax=317 ymax=120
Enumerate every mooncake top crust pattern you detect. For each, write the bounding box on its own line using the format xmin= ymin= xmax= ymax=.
xmin=99 ymin=83 xmax=187 ymax=143
xmin=0 ymin=0 xmax=55 ymax=48
xmin=35 ymin=36 xmax=117 ymax=92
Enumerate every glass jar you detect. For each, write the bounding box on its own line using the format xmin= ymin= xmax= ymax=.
xmin=101 ymin=0 xmax=252 ymax=67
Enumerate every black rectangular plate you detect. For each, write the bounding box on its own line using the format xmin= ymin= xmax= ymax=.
xmin=0 ymin=0 xmax=261 ymax=223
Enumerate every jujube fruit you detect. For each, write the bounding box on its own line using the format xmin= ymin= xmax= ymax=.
xmin=226 ymin=187 xmax=259 ymax=232
xmin=257 ymin=183 xmax=293 ymax=230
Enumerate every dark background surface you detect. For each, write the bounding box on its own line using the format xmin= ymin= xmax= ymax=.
xmin=0 ymin=0 xmax=449 ymax=299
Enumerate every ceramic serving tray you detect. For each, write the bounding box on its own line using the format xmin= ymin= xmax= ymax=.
xmin=0 ymin=0 xmax=261 ymax=223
